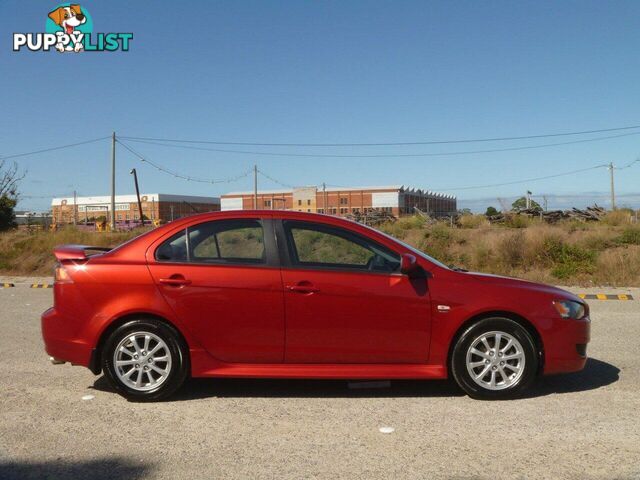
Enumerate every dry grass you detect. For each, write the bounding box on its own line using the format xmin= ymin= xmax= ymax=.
xmin=0 ymin=227 xmax=145 ymax=276
xmin=1 ymin=218 xmax=640 ymax=286
xmin=380 ymin=217 xmax=640 ymax=286
xmin=458 ymin=214 xmax=489 ymax=229
xmin=602 ymin=209 xmax=635 ymax=226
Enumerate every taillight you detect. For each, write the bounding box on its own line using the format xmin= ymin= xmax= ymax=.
xmin=54 ymin=264 xmax=73 ymax=283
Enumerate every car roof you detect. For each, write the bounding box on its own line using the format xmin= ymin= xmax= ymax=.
xmin=166 ymin=209 xmax=359 ymax=226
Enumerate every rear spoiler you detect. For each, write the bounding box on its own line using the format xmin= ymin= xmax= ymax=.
xmin=53 ymin=244 xmax=112 ymax=262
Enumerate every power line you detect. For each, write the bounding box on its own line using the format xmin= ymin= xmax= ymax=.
xmin=116 ymin=140 xmax=252 ymax=185
xmin=20 ymin=193 xmax=77 ymax=199
xmin=616 ymin=157 xmax=640 ymax=170
xmin=116 ymin=140 xmax=636 ymax=193
xmin=438 ymin=164 xmax=611 ymax=191
xmin=1 ymin=127 xmax=638 ymax=161
xmin=120 ymin=123 xmax=640 ymax=147
xmin=120 ymin=131 xmax=640 ymax=158
xmin=257 ymin=169 xmax=295 ymax=189
xmin=0 ymin=136 xmax=109 ymax=160
xmin=257 ymin=163 xmax=619 ymax=193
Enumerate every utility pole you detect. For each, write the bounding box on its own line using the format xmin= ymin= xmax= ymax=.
xmin=110 ymin=132 xmax=116 ymax=230
xmin=253 ymin=164 xmax=258 ymax=209
xmin=322 ymin=182 xmax=326 ymax=213
xmin=73 ymin=190 xmax=77 ymax=226
xmin=130 ymin=168 xmax=144 ymax=226
xmin=526 ymin=190 xmax=532 ymax=209
xmin=543 ymin=195 xmax=548 ymax=212
xmin=609 ymin=162 xmax=616 ymax=210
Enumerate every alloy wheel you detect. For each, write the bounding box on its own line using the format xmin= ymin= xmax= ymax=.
xmin=113 ymin=331 xmax=173 ymax=392
xmin=465 ymin=330 xmax=526 ymax=391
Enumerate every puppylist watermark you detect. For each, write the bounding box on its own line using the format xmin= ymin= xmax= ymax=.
xmin=13 ymin=3 xmax=133 ymax=53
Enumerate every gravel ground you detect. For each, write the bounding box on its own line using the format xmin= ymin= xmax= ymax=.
xmin=0 ymin=285 xmax=639 ymax=480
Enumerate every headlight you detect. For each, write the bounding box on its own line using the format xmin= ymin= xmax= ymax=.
xmin=553 ymin=300 xmax=587 ymax=319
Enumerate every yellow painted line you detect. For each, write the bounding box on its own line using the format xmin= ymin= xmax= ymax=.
xmin=579 ymin=293 xmax=634 ymax=300
xmin=30 ymin=283 xmax=53 ymax=289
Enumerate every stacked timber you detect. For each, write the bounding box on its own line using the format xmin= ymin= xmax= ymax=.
xmin=487 ymin=205 xmax=607 ymax=224
xmin=345 ymin=209 xmax=397 ymax=226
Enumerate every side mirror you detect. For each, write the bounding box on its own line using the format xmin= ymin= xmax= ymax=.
xmin=400 ymin=253 xmax=420 ymax=276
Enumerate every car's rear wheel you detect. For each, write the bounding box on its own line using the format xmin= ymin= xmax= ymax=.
xmin=102 ymin=319 xmax=188 ymax=401
xmin=451 ymin=317 xmax=538 ymax=400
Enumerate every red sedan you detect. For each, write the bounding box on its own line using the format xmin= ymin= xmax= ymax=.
xmin=42 ymin=211 xmax=590 ymax=401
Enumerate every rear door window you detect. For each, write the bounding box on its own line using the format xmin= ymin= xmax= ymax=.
xmin=189 ymin=219 xmax=265 ymax=264
xmin=155 ymin=219 xmax=266 ymax=264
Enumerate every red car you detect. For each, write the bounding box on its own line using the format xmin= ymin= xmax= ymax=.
xmin=42 ymin=211 xmax=590 ymax=401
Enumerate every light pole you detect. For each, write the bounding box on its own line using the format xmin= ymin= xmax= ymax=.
xmin=110 ymin=132 xmax=116 ymax=230
xmin=130 ymin=168 xmax=144 ymax=225
xmin=253 ymin=165 xmax=258 ymax=209
xmin=609 ymin=162 xmax=616 ymax=210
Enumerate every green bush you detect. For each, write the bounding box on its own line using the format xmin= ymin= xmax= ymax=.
xmin=543 ymin=238 xmax=596 ymax=279
xmin=0 ymin=195 xmax=17 ymax=231
xmin=428 ymin=224 xmax=452 ymax=242
xmin=617 ymin=226 xmax=640 ymax=245
xmin=395 ymin=215 xmax=426 ymax=231
xmin=485 ymin=206 xmax=499 ymax=216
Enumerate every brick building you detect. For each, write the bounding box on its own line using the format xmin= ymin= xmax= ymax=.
xmin=51 ymin=193 xmax=220 ymax=225
xmin=221 ymin=185 xmax=456 ymax=217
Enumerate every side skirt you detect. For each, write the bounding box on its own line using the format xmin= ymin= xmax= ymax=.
xmin=192 ymin=360 xmax=447 ymax=380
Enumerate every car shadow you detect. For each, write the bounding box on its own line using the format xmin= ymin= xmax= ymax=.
xmin=91 ymin=357 xmax=619 ymax=401
xmin=524 ymin=357 xmax=620 ymax=398
xmin=0 ymin=457 xmax=152 ymax=480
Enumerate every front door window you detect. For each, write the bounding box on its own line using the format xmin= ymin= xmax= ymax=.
xmin=285 ymin=221 xmax=400 ymax=273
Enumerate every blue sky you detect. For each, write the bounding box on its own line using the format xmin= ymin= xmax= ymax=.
xmin=2 ymin=0 xmax=640 ymax=212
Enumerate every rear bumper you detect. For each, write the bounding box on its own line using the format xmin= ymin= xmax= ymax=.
xmin=41 ymin=307 xmax=93 ymax=368
xmin=543 ymin=317 xmax=591 ymax=375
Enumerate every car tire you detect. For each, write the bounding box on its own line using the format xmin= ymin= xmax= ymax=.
xmin=450 ymin=317 xmax=538 ymax=400
xmin=102 ymin=319 xmax=188 ymax=401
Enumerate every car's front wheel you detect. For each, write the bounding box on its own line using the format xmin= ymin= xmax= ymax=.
xmin=102 ymin=319 xmax=188 ymax=401
xmin=451 ymin=317 xmax=538 ymax=400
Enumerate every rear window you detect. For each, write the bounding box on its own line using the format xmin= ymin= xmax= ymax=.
xmin=155 ymin=219 xmax=265 ymax=264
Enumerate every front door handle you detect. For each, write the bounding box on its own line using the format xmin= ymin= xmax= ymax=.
xmin=286 ymin=282 xmax=319 ymax=294
xmin=159 ymin=275 xmax=192 ymax=287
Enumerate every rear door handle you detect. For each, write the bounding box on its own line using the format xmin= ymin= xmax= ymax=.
xmin=286 ymin=282 xmax=319 ymax=294
xmin=159 ymin=275 xmax=192 ymax=287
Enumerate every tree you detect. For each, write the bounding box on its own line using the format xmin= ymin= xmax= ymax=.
xmin=485 ymin=206 xmax=499 ymax=216
xmin=0 ymin=160 xmax=23 ymax=231
xmin=511 ymin=196 xmax=542 ymax=212
xmin=0 ymin=195 xmax=17 ymax=231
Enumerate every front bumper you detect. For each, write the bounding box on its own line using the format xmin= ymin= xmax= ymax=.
xmin=543 ymin=316 xmax=591 ymax=375
xmin=41 ymin=307 xmax=93 ymax=368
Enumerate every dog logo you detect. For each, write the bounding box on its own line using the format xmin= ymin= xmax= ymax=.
xmin=47 ymin=4 xmax=87 ymax=52
xmin=13 ymin=3 xmax=132 ymax=53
